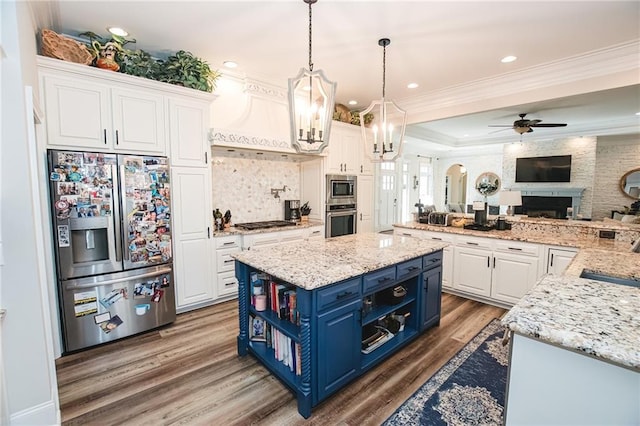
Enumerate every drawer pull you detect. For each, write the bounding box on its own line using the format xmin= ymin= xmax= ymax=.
xmin=431 ymin=237 xmax=442 ymax=241
xmin=377 ymin=276 xmax=393 ymax=283
xmin=225 ymin=282 xmax=236 ymax=287
xmin=407 ymin=266 xmax=420 ymax=271
xmin=224 ymin=259 xmax=234 ymax=264
xmin=427 ymin=258 xmax=439 ymax=263
xmin=222 ymin=242 xmax=235 ymax=246
xmin=402 ymin=232 xmax=412 ymax=236
xmin=336 ymin=291 xmax=353 ymax=299
xmin=508 ymin=247 xmax=522 ymax=251
xmin=467 ymin=242 xmax=479 ymax=246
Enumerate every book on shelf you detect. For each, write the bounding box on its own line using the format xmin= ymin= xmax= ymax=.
xmin=263 ymin=323 xmax=301 ymax=376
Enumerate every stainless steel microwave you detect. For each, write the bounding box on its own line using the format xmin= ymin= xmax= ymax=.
xmin=326 ymin=174 xmax=357 ymax=205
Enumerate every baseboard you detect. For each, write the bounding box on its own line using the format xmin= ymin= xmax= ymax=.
xmin=442 ymin=288 xmax=512 ymax=310
xmin=10 ymin=399 xmax=59 ymax=425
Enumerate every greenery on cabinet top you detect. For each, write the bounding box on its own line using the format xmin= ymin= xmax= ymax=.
xmin=45 ymin=30 xmax=220 ymax=93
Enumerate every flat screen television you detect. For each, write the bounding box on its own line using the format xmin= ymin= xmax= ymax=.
xmin=515 ymin=155 xmax=572 ymax=183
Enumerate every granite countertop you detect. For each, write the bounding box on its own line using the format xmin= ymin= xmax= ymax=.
xmin=501 ymin=275 xmax=640 ymax=371
xmin=232 ymin=233 xmax=447 ymax=290
xmin=213 ymin=219 xmax=324 ymax=237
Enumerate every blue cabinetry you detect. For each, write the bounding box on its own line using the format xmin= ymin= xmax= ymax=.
xmin=236 ymin=250 xmax=443 ymax=418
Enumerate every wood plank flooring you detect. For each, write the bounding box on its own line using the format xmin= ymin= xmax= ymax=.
xmin=56 ymin=293 xmax=506 ymax=425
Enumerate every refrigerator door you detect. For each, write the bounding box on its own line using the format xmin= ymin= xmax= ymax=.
xmin=60 ymin=265 xmax=176 ymax=352
xmin=48 ymin=150 xmax=123 ymax=280
xmin=118 ymin=155 xmax=172 ymax=271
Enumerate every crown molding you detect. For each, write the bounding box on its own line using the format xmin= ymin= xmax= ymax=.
xmin=399 ymin=40 xmax=640 ymax=122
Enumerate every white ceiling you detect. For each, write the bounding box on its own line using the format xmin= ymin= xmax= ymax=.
xmin=42 ymin=0 xmax=640 ymax=148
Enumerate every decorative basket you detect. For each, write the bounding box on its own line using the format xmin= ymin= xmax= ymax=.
xmin=41 ymin=29 xmax=93 ymax=65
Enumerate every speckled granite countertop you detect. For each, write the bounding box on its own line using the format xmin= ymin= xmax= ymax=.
xmin=501 ymin=275 xmax=640 ymax=371
xmin=232 ymin=233 xmax=447 ymax=290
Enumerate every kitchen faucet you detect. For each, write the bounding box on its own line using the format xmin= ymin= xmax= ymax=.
xmin=270 ymin=185 xmax=288 ymax=199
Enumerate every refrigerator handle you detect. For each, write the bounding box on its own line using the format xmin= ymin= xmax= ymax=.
xmin=65 ymin=267 xmax=173 ymax=289
xmin=118 ymin=164 xmax=128 ymax=261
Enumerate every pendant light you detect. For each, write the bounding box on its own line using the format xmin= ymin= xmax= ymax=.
xmin=359 ymin=38 xmax=407 ymax=162
xmin=288 ymin=0 xmax=337 ymax=154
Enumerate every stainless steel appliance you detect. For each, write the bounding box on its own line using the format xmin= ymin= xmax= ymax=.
xmin=284 ymin=200 xmax=301 ymax=222
xmin=47 ymin=149 xmax=176 ymax=353
xmin=427 ymin=212 xmax=453 ymax=226
xmin=326 ymin=174 xmax=357 ymax=205
xmin=326 ymin=203 xmax=357 ymax=238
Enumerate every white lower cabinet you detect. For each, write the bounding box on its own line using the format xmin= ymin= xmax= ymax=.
xmin=394 ymin=226 xmax=549 ymax=307
xmin=546 ymin=247 xmax=578 ymax=275
xmin=215 ymin=235 xmax=241 ymax=297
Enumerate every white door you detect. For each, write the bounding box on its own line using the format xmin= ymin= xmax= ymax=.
xmin=452 ymin=246 xmax=492 ymax=296
xmin=357 ymin=174 xmax=374 ymax=233
xmin=378 ymin=162 xmax=397 ymax=230
xmin=547 ymin=248 xmax=577 ymax=275
xmin=491 ymin=252 xmax=539 ymax=304
xmin=168 ymin=97 xmax=209 ymax=167
xmin=111 ymin=87 xmax=166 ymax=154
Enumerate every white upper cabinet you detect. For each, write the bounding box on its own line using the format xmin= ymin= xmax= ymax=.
xmin=326 ymin=121 xmax=372 ymax=175
xmin=168 ymin=97 xmax=211 ymax=167
xmin=42 ymin=74 xmax=166 ymax=154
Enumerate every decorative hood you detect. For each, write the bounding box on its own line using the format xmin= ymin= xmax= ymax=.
xmin=209 ymin=73 xmax=297 ymax=154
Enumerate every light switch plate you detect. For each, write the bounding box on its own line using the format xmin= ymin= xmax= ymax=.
xmin=599 ymin=230 xmax=616 ymax=239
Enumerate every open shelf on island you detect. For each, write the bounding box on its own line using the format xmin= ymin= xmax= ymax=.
xmin=362 ymin=296 xmax=416 ymax=326
xmin=361 ymin=326 xmax=419 ymax=369
xmin=250 ymin=307 xmax=300 ymax=342
xmin=248 ymin=340 xmax=301 ymax=391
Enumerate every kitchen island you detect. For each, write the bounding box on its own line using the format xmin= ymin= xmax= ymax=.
xmin=233 ymin=233 xmax=447 ymax=418
xmin=501 ymin=274 xmax=640 ymax=425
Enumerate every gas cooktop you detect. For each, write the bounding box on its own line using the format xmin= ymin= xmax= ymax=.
xmin=234 ymin=220 xmax=298 ymax=230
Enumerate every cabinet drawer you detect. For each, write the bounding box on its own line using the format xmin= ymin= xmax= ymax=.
xmin=456 ymin=235 xmax=493 ymax=250
xmin=215 ymin=235 xmax=240 ymax=249
xmin=422 ymin=231 xmax=455 ymax=244
xmin=363 ymin=266 xmax=396 ymax=294
xmin=423 ymin=251 xmax=443 ymax=269
xmin=316 ymin=278 xmax=361 ymax=312
xmin=217 ymin=247 xmax=241 ymax=272
xmin=494 ymin=240 xmax=540 ymax=257
xmin=396 ymin=258 xmax=423 ymax=280
xmin=217 ymin=271 xmax=238 ymax=296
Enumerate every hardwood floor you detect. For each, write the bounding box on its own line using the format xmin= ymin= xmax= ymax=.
xmin=56 ymin=293 xmax=506 ymax=425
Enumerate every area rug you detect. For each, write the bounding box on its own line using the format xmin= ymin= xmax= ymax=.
xmin=383 ymin=318 xmax=508 ymax=426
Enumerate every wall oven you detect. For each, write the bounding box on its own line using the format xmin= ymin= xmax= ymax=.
xmin=326 ymin=174 xmax=357 ymax=205
xmin=326 ymin=203 xmax=357 ymax=238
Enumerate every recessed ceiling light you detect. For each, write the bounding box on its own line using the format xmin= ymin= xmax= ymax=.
xmin=407 ymin=83 xmax=419 ymax=89
xmin=107 ymin=27 xmax=128 ymax=37
xmin=223 ymin=61 xmax=238 ymax=69
xmin=501 ymin=55 xmax=517 ymax=63
xmin=348 ymin=100 xmax=358 ymax=105
xmin=636 ymin=112 xmax=640 ymax=115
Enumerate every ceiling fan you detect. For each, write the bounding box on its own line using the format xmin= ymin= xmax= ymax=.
xmin=489 ymin=113 xmax=567 ymax=135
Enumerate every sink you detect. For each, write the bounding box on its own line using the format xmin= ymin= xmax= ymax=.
xmin=580 ymin=271 xmax=639 ymax=288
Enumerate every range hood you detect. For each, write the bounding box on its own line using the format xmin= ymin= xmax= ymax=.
xmin=209 ymin=73 xmax=297 ymax=154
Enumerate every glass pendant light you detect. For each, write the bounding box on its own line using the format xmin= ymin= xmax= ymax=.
xmin=359 ymin=38 xmax=407 ymax=162
xmin=288 ymin=0 xmax=337 ymax=154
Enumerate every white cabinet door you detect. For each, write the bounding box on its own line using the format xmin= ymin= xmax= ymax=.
xmin=42 ymin=74 xmax=166 ymax=154
xmin=305 ymin=225 xmax=324 ymax=240
xmin=357 ymin=174 xmax=374 ymax=233
xmin=111 ymin=87 xmax=165 ymax=153
xmin=547 ymin=248 xmax=577 ymax=275
xmin=43 ymin=75 xmax=112 ymax=149
xmin=491 ymin=252 xmax=540 ymax=304
xmin=168 ymin=97 xmax=210 ymax=167
xmin=171 ymin=167 xmax=215 ymax=309
xmin=453 ymin=246 xmax=492 ymax=297
xmin=326 ymin=122 xmax=359 ymax=174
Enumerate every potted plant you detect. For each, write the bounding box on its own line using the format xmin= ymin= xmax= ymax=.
xmin=300 ymin=202 xmax=311 ymax=222
xmin=157 ymin=50 xmax=220 ymax=93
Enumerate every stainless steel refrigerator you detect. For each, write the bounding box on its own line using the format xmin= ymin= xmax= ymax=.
xmin=47 ymin=149 xmax=176 ymax=353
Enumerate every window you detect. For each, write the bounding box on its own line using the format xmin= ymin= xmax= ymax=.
xmin=419 ymin=158 xmax=434 ymax=205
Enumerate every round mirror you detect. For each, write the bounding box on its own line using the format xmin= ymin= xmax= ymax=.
xmin=620 ymin=168 xmax=640 ymax=199
xmin=445 ymin=164 xmax=467 ymax=212
xmin=475 ymin=172 xmax=501 ymax=197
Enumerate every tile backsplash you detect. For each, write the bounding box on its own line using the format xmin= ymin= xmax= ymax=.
xmin=210 ymin=151 xmax=301 ymax=224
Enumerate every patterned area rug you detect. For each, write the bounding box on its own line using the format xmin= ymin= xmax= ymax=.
xmin=383 ymin=319 xmax=508 ymax=426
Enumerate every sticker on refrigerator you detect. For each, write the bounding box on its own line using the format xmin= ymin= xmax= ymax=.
xmin=74 ymin=290 xmax=98 ymax=317
xmin=57 ymin=225 xmax=70 ymax=247
xmin=99 ymin=315 xmax=123 ymax=334
xmin=94 ymin=312 xmax=111 ymax=324
xmin=135 ymin=304 xmax=151 ymax=316
xmin=151 ymin=289 xmax=164 ymax=303
xmin=99 ymin=288 xmax=128 ymax=309
xmin=133 ymin=281 xmax=155 ymax=298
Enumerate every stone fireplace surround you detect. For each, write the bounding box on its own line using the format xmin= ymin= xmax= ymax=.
xmin=512 ymin=187 xmax=585 ymax=219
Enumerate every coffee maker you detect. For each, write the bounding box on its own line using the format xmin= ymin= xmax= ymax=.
xmin=285 ymin=200 xmax=301 ymax=222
